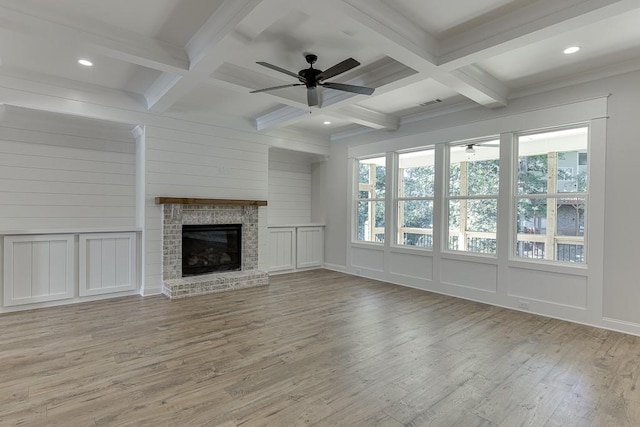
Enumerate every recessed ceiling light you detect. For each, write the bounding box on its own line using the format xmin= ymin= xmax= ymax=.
xmin=323 ymin=121 xmax=331 ymax=125
xmin=78 ymin=59 xmax=93 ymax=67
xmin=563 ymin=46 xmax=581 ymax=55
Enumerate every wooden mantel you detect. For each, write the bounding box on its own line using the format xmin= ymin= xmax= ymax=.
xmin=155 ymin=197 xmax=267 ymax=206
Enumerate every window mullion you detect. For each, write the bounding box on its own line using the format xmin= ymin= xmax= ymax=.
xmin=459 ymin=161 xmax=468 ymax=251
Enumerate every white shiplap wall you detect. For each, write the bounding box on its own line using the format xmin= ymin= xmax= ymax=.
xmin=0 ymin=107 xmax=137 ymax=230
xmin=268 ymin=148 xmax=314 ymax=226
xmin=144 ymin=125 xmax=269 ymax=293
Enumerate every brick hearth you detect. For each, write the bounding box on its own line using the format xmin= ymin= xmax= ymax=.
xmin=160 ymin=201 xmax=268 ymax=299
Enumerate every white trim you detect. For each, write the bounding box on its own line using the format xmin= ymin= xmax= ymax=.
xmin=347 ymin=96 xmax=609 ymax=158
xmin=323 ymin=263 xmax=349 ymax=274
xmin=0 ymin=228 xmax=142 ymax=235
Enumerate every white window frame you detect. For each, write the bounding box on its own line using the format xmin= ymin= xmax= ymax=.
xmin=513 ymin=124 xmax=590 ymax=265
xmin=395 ymin=147 xmax=436 ymax=250
xmin=444 ymin=138 xmax=501 ymax=257
xmin=354 ymin=156 xmax=386 ymax=244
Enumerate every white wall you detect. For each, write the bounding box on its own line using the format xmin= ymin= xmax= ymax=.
xmin=0 ymin=107 xmax=136 ymax=230
xmin=311 ymin=159 xmax=327 ymax=224
xmin=143 ymin=125 xmax=270 ymax=293
xmin=317 ymin=142 xmax=348 ymax=269
xmin=320 ymin=70 xmax=640 ymax=335
xmin=268 ymin=148 xmax=313 ymax=225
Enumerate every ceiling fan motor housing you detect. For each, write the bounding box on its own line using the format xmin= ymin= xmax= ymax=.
xmin=298 ymin=68 xmax=322 ymax=87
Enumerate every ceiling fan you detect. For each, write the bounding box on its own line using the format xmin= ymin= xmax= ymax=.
xmin=250 ymin=54 xmax=375 ymax=107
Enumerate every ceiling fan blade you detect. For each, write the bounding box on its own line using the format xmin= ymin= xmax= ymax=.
xmin=321 ymin=82 xmax=374 ymax=95
xmin=307 ymin=87 xmax=319 ymax=107
xmin=256 ymin=61 xmax=304 ymax=80
xmin=250 ymin=83 xmax=303 ymax=93
xmin=316 ymin=58 xmax=360 ymax=81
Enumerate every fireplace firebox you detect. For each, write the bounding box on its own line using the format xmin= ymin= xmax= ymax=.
xmin=182 ymin=224 xmax=242 ymax=276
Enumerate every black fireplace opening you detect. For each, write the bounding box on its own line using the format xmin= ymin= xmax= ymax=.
xmin=182 ymin=224 xmax=242 ymax=276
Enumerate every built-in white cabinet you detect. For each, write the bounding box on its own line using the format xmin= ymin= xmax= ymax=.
xmin=268 ymin=225 xmax=324 ymax=274
xmin=296 ymin=227 xmax=324 ymax=269
xmin=268 ymin=227 xmax=296 ymax=272
xmin=2 ymin=230 xmax=138 ymax=309
xmin=79 ymin=233 xmax=137 ymax=297
xmin=3 ymin=234 xmax=75 ymax=306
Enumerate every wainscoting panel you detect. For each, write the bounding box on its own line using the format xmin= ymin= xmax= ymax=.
xmin=3 ymin=234 xmax=75 ymax=306
xmin=79 ymin=233 xmax=137 ymax=297
xmin=351 ymin=246 xmax=384 ymax=272
xmin=268 ymin=227 xmax=296 ymax=272
xmin=389 ymin=251 xmax=433 ymax=280
xmin=441 ymin=258 xmax=498 ymax=293
xmin=508 ymin=266 xmax=588 ymax=309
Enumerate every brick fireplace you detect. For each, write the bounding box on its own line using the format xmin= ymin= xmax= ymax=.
xmin=157 ymin=198 xmax=268 ymax=299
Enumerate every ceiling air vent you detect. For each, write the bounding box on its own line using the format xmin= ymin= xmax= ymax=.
xmin=419 ymin=99 xmax=442 ymax=107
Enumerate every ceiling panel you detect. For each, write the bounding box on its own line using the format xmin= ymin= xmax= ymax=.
xmin=380 ymin=0 xmax=529 ymax=37
xmin=18 ymin=0 xmax=182 ymax=38
xmin=0 ymin=28 xmax=162 ymax=95
xmin=167 ymin=82 xmax=281 ymax=120
xmin=287 ymin=114 xmax=363 ymax=136
xmin=356 ymin=79 xmax=459 ymax=114
xmin=478 ymin=9 xmax=640 ymax=87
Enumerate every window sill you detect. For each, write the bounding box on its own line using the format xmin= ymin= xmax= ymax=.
xmin=507 ymin=258 xmax=588 ymax=276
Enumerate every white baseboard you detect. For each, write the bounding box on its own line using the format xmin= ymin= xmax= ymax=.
xmin=140 ymin=286 xmax=162 ymax=296
xmin=323 ymin=263 xmax=348 ymax=273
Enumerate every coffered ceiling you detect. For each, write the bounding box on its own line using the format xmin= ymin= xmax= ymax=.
xmin=0 ymin=0 xmax=638 ymax=139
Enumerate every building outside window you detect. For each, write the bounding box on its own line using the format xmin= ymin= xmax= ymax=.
xmin=356 ymin=156 xmax=385 ymax=243
xmin=396 ymin=149 xmax=435 ymax=248
xmin=446 ymin=140 xmax=500 ymax=254
xmin=516 ymin=126 xmax=589 ymax=264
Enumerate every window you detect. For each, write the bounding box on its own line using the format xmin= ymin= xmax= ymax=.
xmin=356 ymin=157 xmax=385 ymax=243
xmin=397 ymin=149 xmax=435 ymax=248
xmin=446 ymin=140 xmax=500 ymax=254
xmin=515 ymin=126 xmax=588 ymax=264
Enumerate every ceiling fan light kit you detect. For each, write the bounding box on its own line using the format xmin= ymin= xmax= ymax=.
xmin=251 ymin=53 xmax=375 ymax=107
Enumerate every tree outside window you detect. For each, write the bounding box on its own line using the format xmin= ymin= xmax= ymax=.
xmin=397 ymin=149 xmax=435 ymax=248
xmin=447 ymin=140 xmax=500 ymax=254
xmin=356 ymin=157 xmax=385 ymax=243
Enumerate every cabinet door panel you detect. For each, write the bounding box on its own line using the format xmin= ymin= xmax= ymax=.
xmin=268 ymin=228 xmax=296 ymax=272
xmin=296 ymin=227 xmax=324 ymax=269
xmin=4 ymin=235 xmax=74 ymax=306
xmin=79 ymin=233 xmax=137 ymax=297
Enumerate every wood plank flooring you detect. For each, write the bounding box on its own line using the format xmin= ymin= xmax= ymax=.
xmin=1 ymin=269 xmax=640 ymax=426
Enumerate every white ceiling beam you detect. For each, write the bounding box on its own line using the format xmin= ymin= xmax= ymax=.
xmin=145 ymin=0 xmax=290 ymax=112
xmin=330 ymin=105 xmax=398 ymax=130
xmin=438 ymin=0 xmax=640 ymax=70
xmin=0 ymin=1 xmax=189 ymax=74
xmin=144 ymin=36 xmax=244 ymax=111
xmin=441 ymin=65 xmax=509 ymax=109
xmin=302 ymin=0 xmax=508 ymax=108
xmin=256 ymin=106 xmax=310 ymax=131
xmin=309 ymin=0 xmax=440 ymax=68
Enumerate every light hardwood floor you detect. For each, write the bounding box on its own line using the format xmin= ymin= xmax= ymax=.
xmin=1 ymin=269 xmax=640 ymax=426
